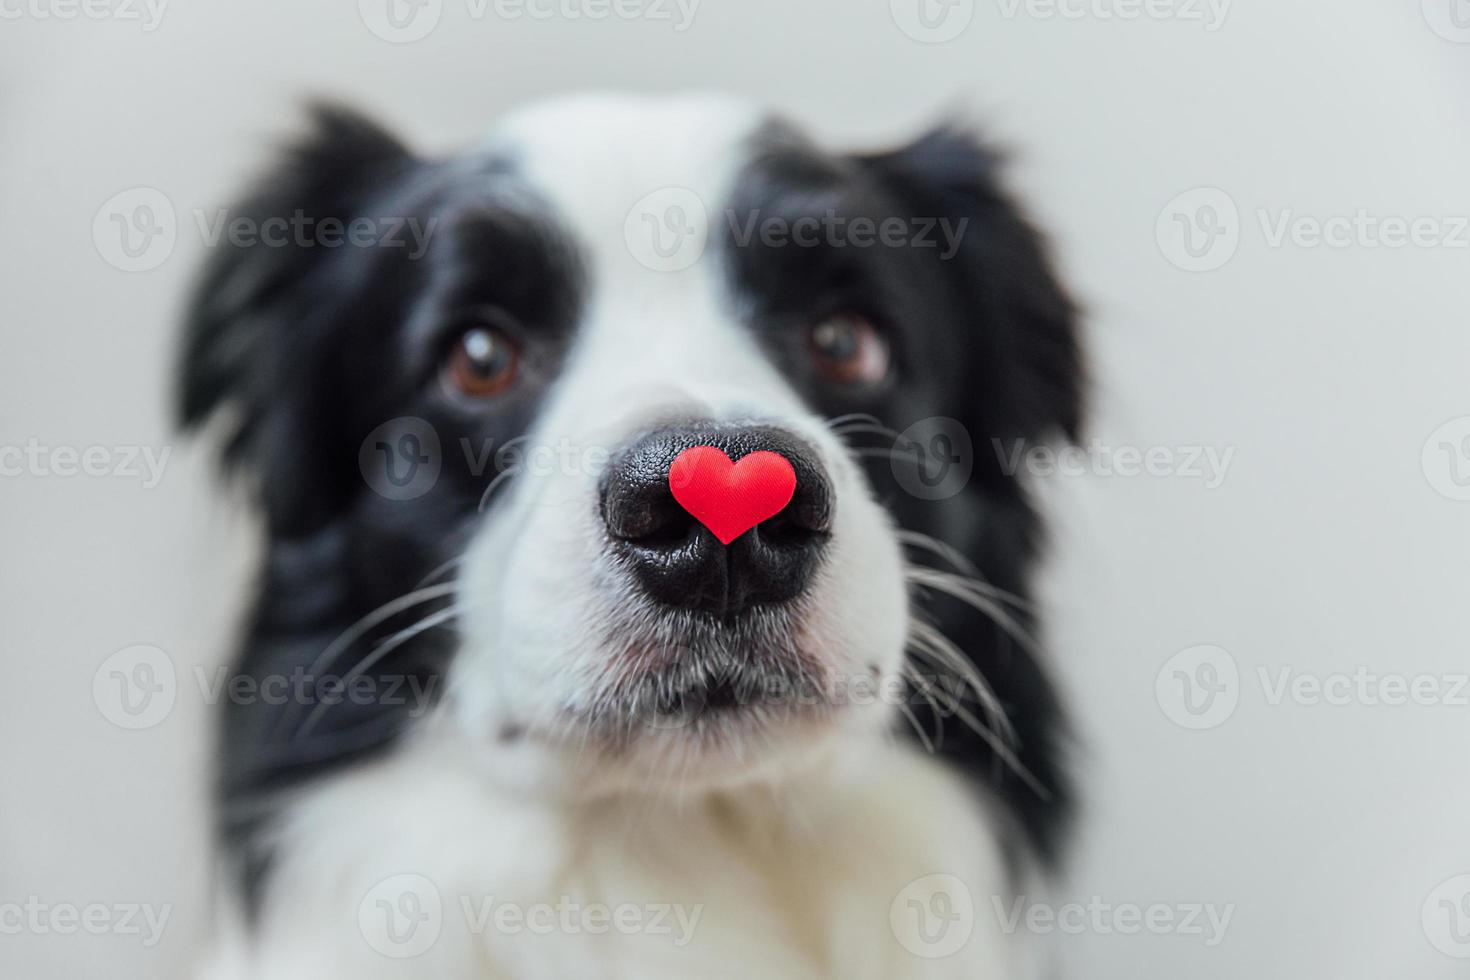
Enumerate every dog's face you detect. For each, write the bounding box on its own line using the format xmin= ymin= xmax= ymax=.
xmin=183 ymin=94 xmax=1080 ymax=830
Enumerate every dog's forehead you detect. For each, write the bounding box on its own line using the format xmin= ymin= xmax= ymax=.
xmin=486 ymin=93 xmax=769 ymax=252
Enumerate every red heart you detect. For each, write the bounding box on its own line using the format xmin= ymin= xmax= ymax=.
xmin=668 ymin=446 xmax=797 ymax=546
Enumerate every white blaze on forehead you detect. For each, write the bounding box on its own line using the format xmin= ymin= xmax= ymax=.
xmin=489 ymin=92 xmax=763 ymax=249
xmin=489 ymin=93 xmax=802 ymax=437
xmin=447 ymin=96 xmax=911 ymax=780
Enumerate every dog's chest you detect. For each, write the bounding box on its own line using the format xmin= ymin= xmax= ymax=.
xmin=212 ymin=741 xmax=1021 ymax=980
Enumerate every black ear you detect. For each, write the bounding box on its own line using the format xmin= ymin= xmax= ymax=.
xmin=860 ymin=127 xmax=1085 ymax=444
xmin=177 ymin=104 xmax=415 ymax=535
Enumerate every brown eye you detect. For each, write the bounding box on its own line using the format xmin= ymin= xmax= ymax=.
xmin=444 ymin=325 xmax=519 ymax=398
xmin=808 ymin=314 xmax=889 ymax=385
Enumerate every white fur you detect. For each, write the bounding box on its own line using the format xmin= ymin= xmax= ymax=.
xmin=205 ymin=94 xmax=1023 ymax=979
xmin=203 ymin=732 xmax=1020 ymax=979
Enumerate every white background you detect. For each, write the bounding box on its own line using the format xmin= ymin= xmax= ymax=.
xmin=1 ymin=0 xmax=1468 ymax=976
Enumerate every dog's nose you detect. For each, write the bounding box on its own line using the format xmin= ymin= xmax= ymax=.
xmin=601 ymin=424 xmax=833 ymax=617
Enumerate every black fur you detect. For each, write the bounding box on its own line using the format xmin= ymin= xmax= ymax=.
xmin=721 ymin=122 xmax=1083 ymax=863
xmin=180 ymin=104 xmax=1083 ymax=912
xmin=180 ymin=105 xmax=588 ymax=906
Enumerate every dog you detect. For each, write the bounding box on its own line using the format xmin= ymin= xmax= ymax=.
xmin=179 ymin=92 xmax=1083 ymax=979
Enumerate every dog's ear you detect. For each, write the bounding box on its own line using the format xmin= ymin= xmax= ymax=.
xmin=177 ymin=104 xmax=415 ymax=535
xmin=859 ymin=127 xmax=1084 ymax=444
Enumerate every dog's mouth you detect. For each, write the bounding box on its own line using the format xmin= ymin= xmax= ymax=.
xmin=561 ymin=605 xmax=847 ymax=749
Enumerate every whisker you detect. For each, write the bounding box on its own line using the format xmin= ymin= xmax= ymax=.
xmin=415 ymin=555 xmax=466 ymax=589
xmin=902 ymin=653 xmax=1049 ymax=800
xmin=905 ymin=566 xmax=1040 ymax=648
xmin=906 ymin=621 xmax=1017 ymax=748
xmin=476 ymin=465 xmax=522 ymax=514
xmin=896 ymin=529 xmax=980 ymax=578
xmin=848 ymin=447 xmax=931 ymax=467
xmin=895 ymin=666 xmax=939 ymax=754
xmin=270 ymin=581 xmax=458 ymax=742
xmin=294 ymin=602 xmax=467 ymax=740
xmin=824 ymin=412 xmax=885 ymax=431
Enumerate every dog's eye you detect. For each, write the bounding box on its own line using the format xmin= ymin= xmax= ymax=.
xmin=443 ymin=325 xmax=519 ymax=398
xmin=808 ymin=314 xmax=888 ymax=386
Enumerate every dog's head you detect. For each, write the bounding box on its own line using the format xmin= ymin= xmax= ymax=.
xmin=182 ymin=93 xmax=1081 ymax=857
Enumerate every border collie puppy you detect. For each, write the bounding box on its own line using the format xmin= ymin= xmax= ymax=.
xmin=180 ymin=93 xmax=1083 ymax=979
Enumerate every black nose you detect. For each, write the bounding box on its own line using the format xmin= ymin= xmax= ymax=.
xmin=601 ymin=424 xmax=834 ymax=617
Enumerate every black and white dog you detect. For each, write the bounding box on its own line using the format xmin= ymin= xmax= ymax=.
xmin=180 ymin=93 xmax=1083 ymax=978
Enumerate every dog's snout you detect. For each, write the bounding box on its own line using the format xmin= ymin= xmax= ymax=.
xmin=601 ymin=424 xmax=833 ymax=617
